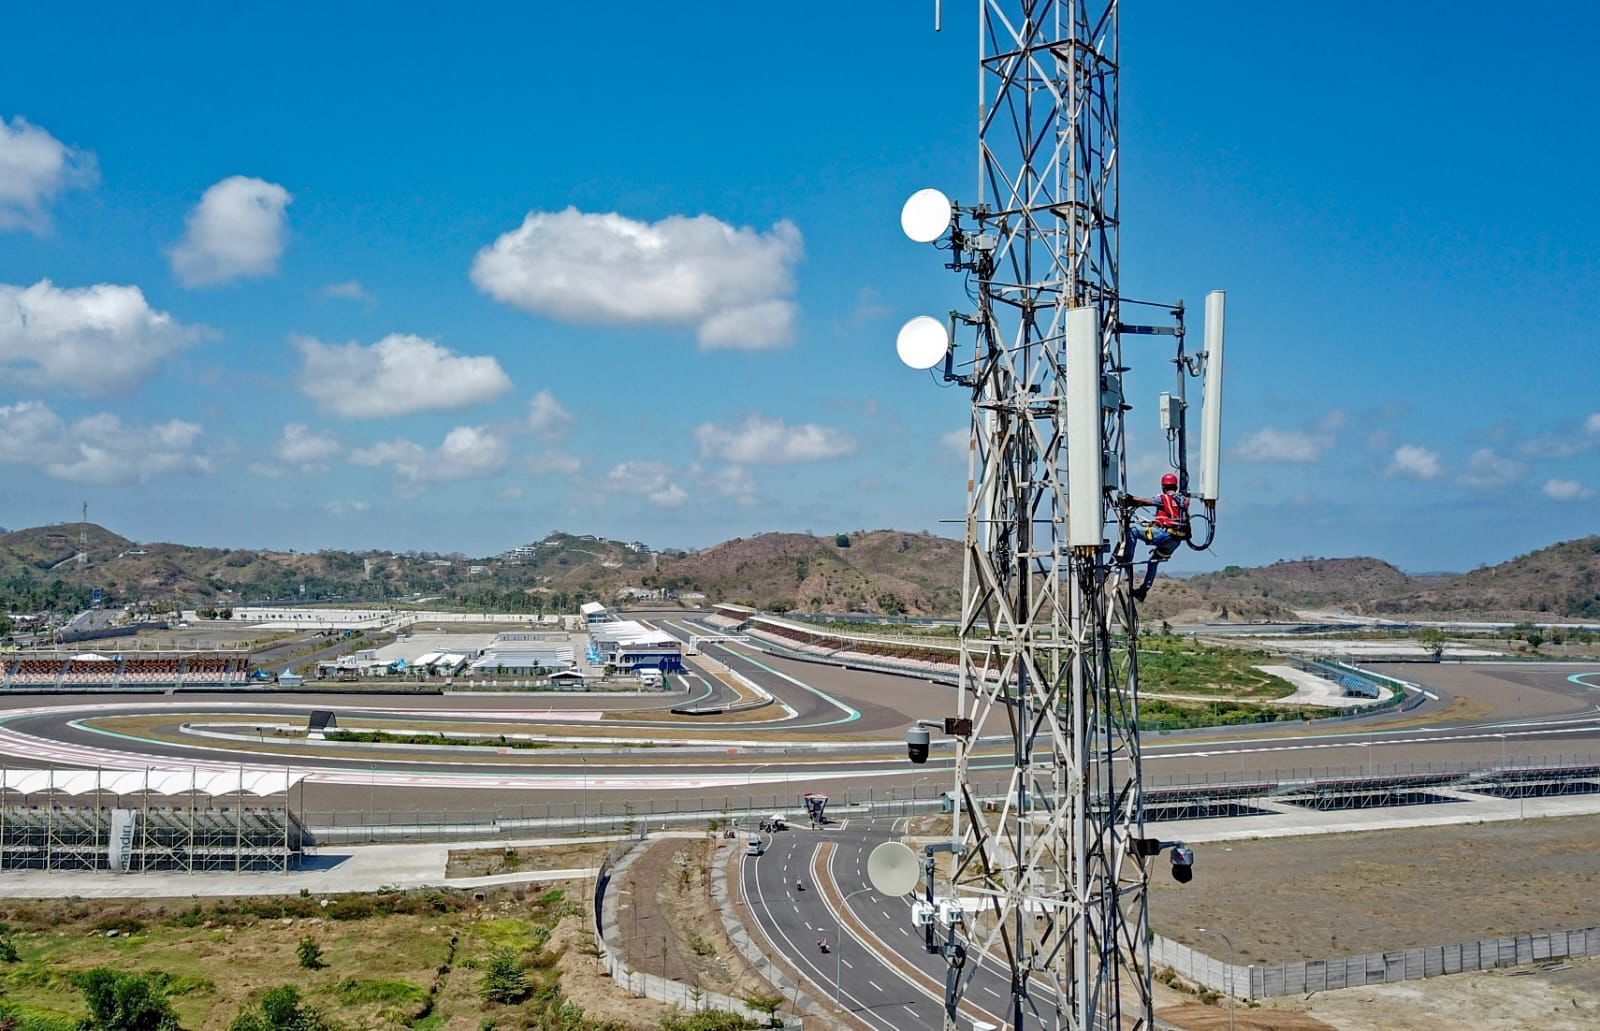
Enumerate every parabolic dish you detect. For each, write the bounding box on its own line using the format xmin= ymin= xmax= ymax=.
xmin=901 ymin=187 xmax=953 ymax=243
xmin=897 ymin=315 xmax=949 ymax=370
xmin=867 ymin=840 xmax=921 ymax=897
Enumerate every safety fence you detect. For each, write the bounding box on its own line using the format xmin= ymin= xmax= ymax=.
xmin=299 ymin=754 xmax=1600 ymax=843
xmin=720 ymin=619 xmax=1420 ymax=732
xmin=1152 ymin=926 xmax=1600 ymax=1000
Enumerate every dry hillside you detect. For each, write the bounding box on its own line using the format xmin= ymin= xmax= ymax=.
xmin=1370 ymin=535 xmax=1600 ymax=620
xmin=654 ymin=530 xmax=962 ymax=615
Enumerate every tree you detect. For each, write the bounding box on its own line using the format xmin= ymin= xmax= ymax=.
xmin=219 ymin=608 xmax=234 ymax=620
xmin=741 ymin=992 xmax=784 ymax=1028
xmin=228 ymin=986 xmax=333 ymax=1031
xmin=295 ymin=937 xmax=323 ymax=969
xmin=1417 ymin=627 xmax=1445 ymax=661
xmin=72 ymin=969 xmax=181 ymax=1031
xmin=480 ymin=947 xmax=530 ymax=1004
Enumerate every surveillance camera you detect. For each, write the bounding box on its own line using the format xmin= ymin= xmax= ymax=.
xmin=906 ymin=725 xmax=931 ymax=765
xmin=1170 ymin=844 xmax=1194 ymax=884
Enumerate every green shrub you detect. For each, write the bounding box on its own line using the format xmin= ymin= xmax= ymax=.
xmin=660 ymin=1011 xmax=756 ymax=1031
xmin=228 ymin=986 xmax=334 ymax=1031
xmin=479 ymin=948 xmax=529 ymax=1005
xmin=71 ymin=968 xmax=181 ymax=1031
xmin=295 ymin=937 xmax=323 ymax=970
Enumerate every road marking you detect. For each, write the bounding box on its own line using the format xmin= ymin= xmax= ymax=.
xmin=869 ymin=980 xmax=883 ymax=992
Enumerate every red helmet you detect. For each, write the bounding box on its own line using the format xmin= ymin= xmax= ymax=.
xmin=1160 ymin=473 xmax=1179 ymax=490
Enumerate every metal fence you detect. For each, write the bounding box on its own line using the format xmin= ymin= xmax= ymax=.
xmin=1153 ymin=926 xmax=1600 ymax=1000
xmin=300 ymin=754 xmax=1600 ymax=843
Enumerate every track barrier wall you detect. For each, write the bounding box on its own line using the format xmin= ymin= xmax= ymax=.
xmin=301 ymin=754 xmax=1600 ymax=843
xmin=593 ymin=834 xmax=800 ymax=1026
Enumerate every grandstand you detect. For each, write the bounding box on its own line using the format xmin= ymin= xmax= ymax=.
xmin=0 ymin=651 xmax=251 ymax=691
xmin=0 ymin=768 xmax=304 ymax=873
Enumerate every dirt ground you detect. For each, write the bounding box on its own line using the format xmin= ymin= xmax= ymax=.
xmin=445 ymin=839 xmax=614 ymax=878
xmin=614 ymin=836 xmax=778 ymax=1004
xmin=1150 ymin=815 xmax=1600 ymax=962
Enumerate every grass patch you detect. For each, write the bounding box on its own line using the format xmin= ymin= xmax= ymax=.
xmin=1137 ymin=636 xmax=1295 ymax=700
xmin=0 ymin=884 xmax=609 ymax=1030
xmin=326 ymin=729 xmax=550 ymax=749
xmin=334 ymin=975 xmax=429 ymax=1005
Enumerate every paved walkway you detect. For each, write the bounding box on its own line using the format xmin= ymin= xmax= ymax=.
xmin=0 ymin=832 xmax=616 ymax=898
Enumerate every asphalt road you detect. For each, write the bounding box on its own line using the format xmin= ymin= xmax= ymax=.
xmin=0 ymin=627 xmax=1596 ymax=815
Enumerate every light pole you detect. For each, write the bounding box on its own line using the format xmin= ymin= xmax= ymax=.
xmin=833 ymin=886 xmax=875 ymax=1012
xmin=1196 ymin=926 xmax=1236 ymax=1031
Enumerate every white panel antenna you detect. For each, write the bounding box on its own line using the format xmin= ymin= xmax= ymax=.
xmin=1066 ymin=306 xmax=1104 ymax=547
xmin=1199 ymin=290 xmax=1226 ymax=503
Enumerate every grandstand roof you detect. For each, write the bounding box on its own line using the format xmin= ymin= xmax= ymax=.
xmin=0 ymin=768 xmax=305 ymax=796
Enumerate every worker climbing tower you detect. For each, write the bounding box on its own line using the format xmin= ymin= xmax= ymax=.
xmin=895 ymin=2 xmax=1225 ymax=1027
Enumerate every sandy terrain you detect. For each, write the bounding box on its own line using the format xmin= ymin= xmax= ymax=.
xmin=1150 ymin=815 xmax=1600 ymax=963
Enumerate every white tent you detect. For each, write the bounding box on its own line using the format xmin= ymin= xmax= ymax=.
xmin=0 ymin=768 xmax=306 ymax=796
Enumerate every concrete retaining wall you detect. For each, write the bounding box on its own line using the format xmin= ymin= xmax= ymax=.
xmin=592 ymin=834 xmax=800 ymax=1026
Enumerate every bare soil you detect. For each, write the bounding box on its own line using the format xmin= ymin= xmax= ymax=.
xmin=615 ymin=837 xmax=778 ymax=1004
xmin=445 ymin=839 xmax=614 ymax=878
xmin=1149 ymin=815 xmax=1600 ymax=963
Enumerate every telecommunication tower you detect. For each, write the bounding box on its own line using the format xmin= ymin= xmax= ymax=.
xmin=891 ymin=2 xmax=1226 ymax=1028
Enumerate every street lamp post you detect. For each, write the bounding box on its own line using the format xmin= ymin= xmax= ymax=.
xmin=1196 ymin=926 xmax=1237 ymax=1031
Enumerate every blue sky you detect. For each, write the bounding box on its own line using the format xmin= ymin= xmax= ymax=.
xmin=1 ymin=2 xmax=1596 ymax=573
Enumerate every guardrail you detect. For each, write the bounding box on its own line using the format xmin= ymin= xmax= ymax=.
xmin=299 ymin=754 xmax=1600 ymax=843
xmin=727 ymin=620 xmax=1422 ymax=731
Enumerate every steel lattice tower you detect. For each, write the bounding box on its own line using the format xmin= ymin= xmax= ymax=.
xmin=944 ymin=1 xmax=1150 ymax=1028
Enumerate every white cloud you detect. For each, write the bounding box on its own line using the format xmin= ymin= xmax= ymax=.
xmin=940 ymin=428 xmax=968 ymax=461
xmin=694 ymin=415 xmax=856 ymax=465
xmin=1234 ymin=427 xmax=1329 ymax=463
xmin=526 ymin=450 xmax=582 ymax=476
xmin=696 ymin=299 xmax=799 ymax=351
xmin=320 ymin=280 xmax=374 ymax=304
xmin=0 ymin=280 xmax=204 ymax=395
xmin=527 ymin=390 xmax=573 ymax=441
xmin=601 ymin=460 xmax=688 ymax=508
xmin=274 ymin=423 xmax=340 ymax=473
xmin=0 ymin=116 xmax=96 ymax=232
xmin=471 ymin=207 xmax=803 ymax=351
xmin=1587 ymin=413 xmax=1600 ymax=435
xmin=702 ymin=464 xmax=759 ymax=507
xmin=498 ymin=486 xmax=525 ymax=500
xmin=293 ymin=333 xmax=512 ymax=418
xmin=0 ymin=401 xmax=210 ymax=485
xmin=169 ymin=176 xmax=292 ymax=286
xmin=1386 ymin=444 xmax=1443 ymax=481
xmin=350 ymin=425 xmax=509 ymax=484
xmin=323 ymin=499 xmax=371 ymax=517
xmin=1542 ymin=478 xmax=1594 ymax=501
xmin=1458 ymin=448 xmax=1523 ymax=489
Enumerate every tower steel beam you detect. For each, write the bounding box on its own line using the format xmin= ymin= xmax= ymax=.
xmin=944 ymin=2 xmax=1150 ymax=1028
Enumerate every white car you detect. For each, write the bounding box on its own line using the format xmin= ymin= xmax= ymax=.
xmin=745 ymin=837 xmax=765 ymax=857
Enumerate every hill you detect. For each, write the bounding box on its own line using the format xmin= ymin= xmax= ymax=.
xmin=0 ymin=525 xmax=662 ymax=614
xmin=651 ymin=530 xmax=962 ymax=615
xmin=4 ymin=522 xmax=1597 ymax=623
xmin=1369 ymin=535 xmax=1600 ymax=620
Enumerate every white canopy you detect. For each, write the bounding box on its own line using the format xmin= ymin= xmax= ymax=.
xmin=0 ymin=768 xmax=306 ymax=797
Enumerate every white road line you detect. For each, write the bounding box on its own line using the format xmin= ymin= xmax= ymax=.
xmin=869 ymin=980 xmax=883 ymax=992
